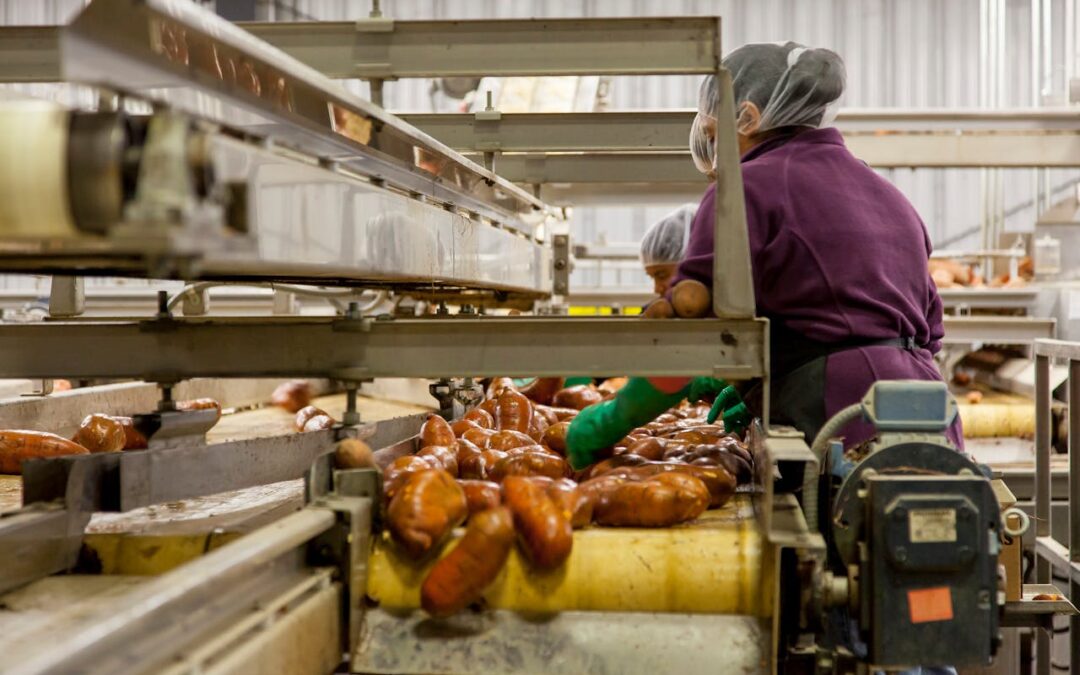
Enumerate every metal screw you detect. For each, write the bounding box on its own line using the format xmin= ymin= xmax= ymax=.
xmin=894 ymin=546 xmax=907 ymax=562
xmin=554 ymin=259 xmax=567 ymax=270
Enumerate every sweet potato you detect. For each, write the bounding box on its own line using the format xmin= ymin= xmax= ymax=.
xmin=458 ymin=479 xmax=503 ymax=516
xmin=302 ymin=414 xmax=336 ymax=432
xmin=487 ymin=429 xmax=535 ymax=452
xmin=387 ymin=468 xmax=467 ymax=559
xmin=459 ymin=449 xmax=508 ymax=480
xmin=454 ymin=438 xmax=483 ymax=465
xmin=541 ymin=421 xmax=570 ymax=455
xmin=451 ymin=418 xmax=480 ymax=437
xmin=502 ymin=475 xmax=573 ymax=569
xmin=270 ymin=380 xmax=313 ymax=413
xmin=518 ymin=377 xmax=564 ymax=406
xmin=488 ymin=451 xmax=571 ymax=482
xmin=479 ymin=398 xmax=500 ymax=419
xmin=335 ymin=438 xmax=375 ymax=469
xmin=420 ymin=414 xmax=456 ymax=448
xmin=598 ymin=377 xmax=628 ymax=396
xmin=528 ymin=410 xmax=550 ymax=442
xmin=495 ymin=389 xmax=533 ymax=434
xmin=624 ymin=437 xmax=668 ymax=461
xmin=642 ymin=297 xmax=675 ymax=319
xmin=177 ymin=398 xmax=222 ymax=422
xmin=552 ymin=385 xmax=603 ymax=411
xmin=547 ymin=407 xmax=580 ymax=421
xmin=109 ymin=416 xmax=148 ymax=450
xmin=600 ymin=462 xmax=735 ymax=508
xmin=546 ymin=477 xmax=593 ymax=528
xmin=383 ymin=455 xmax=436 ymax=500
xmin=486 ymin=377 xmax=516 ymax=399
xmin=592 ymin=472 xmax=709 ymax=526
xmin=417 ymin=445 xmax=459 ymax=477
xmin=294 ymin=405 xmax=328 ymax=431
xmin=71 ymin=414 xmax=126 ymax=453
xmin=462 ymin=426 xmax=495 ymax=448
xmin=670 ymin=279 xmax=711 ymax=318
xmin=463 ymin=407 xmax=495 ymax=429
xmin=0 ymin=430 xmax=89 ymax=474
xmin=421 ymin=506 xmax=514 ymax=617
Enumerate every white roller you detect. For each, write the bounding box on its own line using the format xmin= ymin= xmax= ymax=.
xmin=0 ymin=101 xmax=77 ymax=237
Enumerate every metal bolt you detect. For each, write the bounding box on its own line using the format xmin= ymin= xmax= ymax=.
xmin=485 ymin=90 xmax=494 ymax=111
xmin=156 ymin=290 xmax=170 ymax=318
xmin=347 ymin=301 xmax=361 ymax=320
xmin=894 ymin=546 xmax=907 ymax=562
xmin=554 ymin=259 xmax=567 ymax=270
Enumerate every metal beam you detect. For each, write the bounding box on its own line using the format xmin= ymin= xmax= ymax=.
xmin=942 ymin=316 xmax=1056 ymax=344
xmin=0 ymin=17 xmax=719 ymax=82
xmin=0 ymin=316 xmax=767 ymax=381
xmin=938 ymin=288 xmax=1038 ymax=310
xmin=244 ymin=17 xmax=720 ymax=78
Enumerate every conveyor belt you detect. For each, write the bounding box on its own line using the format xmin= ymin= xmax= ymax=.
xmin=367 ymin=494 xmax=769 ymax=616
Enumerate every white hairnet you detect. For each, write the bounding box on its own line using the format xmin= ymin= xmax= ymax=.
xmin=690 ymin=42 xmax=846 ymax=174
xmin=640 ymin=204 xmax=696 ymax=266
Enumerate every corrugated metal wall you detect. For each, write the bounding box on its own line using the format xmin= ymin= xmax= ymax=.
xmin=1 ymin=0 xmax=1076 ymax=290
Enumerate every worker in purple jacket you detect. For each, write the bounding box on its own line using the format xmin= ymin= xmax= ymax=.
xmin=567 ymin=42 xmax=961 ymax=467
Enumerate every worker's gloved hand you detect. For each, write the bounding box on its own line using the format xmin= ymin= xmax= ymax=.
xmin=705 ymin=385 xmax=752 ymax=435
xmin=565 ymin=377 xmax=686 ymax=470
xmin=686 ymin=376 xmax=730 ymax=403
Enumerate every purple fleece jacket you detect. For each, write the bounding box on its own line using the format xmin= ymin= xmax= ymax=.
xmin=670 ymin=127 xmax=962 ymax=449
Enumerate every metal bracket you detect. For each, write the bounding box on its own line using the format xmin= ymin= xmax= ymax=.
xmin=308 ymin=467 xmax=377 ymax=660
xmin=552 ymin=233 xmax=570 ymax=296
xmin=48 ymin=276 xmax=85 ymax=317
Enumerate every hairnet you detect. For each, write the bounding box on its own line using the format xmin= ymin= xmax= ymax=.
xmin=689 ymin=42 xmax=846 ymax=173
xmin=640 ymin=204 xmax=696 ymax=266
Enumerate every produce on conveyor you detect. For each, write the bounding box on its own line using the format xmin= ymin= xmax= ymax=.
xmin=420 ymin=506 xmax=515 ymax=618
xmin=0 ymin=430 xmax=89 ymax=473
xmin=294 ymin=405 xmax=335 ymax=431
xmin=670 ymin=279 xmax=712 ymax=318
xmin=71 ymin=413 xmax=127 ymax=453
xmin=929 ymin=256 xmax=1033 ymax=289
xmin=334 ymin=438 xmax=375 ymax=469
xmin=0 ymin=398 xmax=222 ymax=472
xmin=270 ymin=379 xmax=314 ymax=413
xmin=175 ymin=397 xmax=223 ymax=421
xmin=377 ymin=378 xmax=752 ymax=617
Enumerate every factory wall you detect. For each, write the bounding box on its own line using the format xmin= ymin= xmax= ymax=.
xmin=0 ymin=0 xmax=1076 ymax=291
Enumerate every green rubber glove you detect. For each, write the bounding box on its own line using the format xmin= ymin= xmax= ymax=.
xmin=563 ymin=376 xmax=595 ymax=387
xmin=706 ymin=385 xmax=752 ymax=435
xmin=565 ymin=377 xmax=687 ymax=470
xmin=686 ymin=377 xmax=730 ymax=403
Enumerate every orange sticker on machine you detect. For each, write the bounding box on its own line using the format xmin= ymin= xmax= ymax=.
xmin=908 ymin=586 xmax=953 ymax=624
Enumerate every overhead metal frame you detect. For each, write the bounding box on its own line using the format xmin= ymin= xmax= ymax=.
xmin=397 ymin=110 xmax=1080 ymax=174
xmin=0 ymin=17 xmax=719 ymax=83
xmin=0 ymin=315 xmax=766 ymax=381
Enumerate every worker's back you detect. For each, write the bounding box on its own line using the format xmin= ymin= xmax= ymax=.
xmin=740 ymin=126 xmax=940 ymax=348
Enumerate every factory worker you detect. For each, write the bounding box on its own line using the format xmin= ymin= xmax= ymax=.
xmin=567 ymin=42 xmax=961 ymax=471
xmin=640 ymin=204 xmax=696 ymax=297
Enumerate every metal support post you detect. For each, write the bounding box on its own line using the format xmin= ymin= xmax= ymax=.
xmin=1070 ymin=359 xmax=1080 ymax=673
xmin=48 ymin=276 xmax=84 ymax=318
xmin=158 ymin=383 xmax=176 ymax=412
xmin=343 ymin=384 xmax=360 ymax=426
xmin=1036 ymin=351 xmax=1053 ymax=675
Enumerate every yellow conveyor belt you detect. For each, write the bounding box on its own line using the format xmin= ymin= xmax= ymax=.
xmin=367 ymin=494 xmax=770 ymax=616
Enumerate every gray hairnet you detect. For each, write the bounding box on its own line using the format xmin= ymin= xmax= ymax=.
xmin=640 ymin=204 xmax=696 ymax=266
xmin=690 ymin=42 xmax=846 ymax=173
